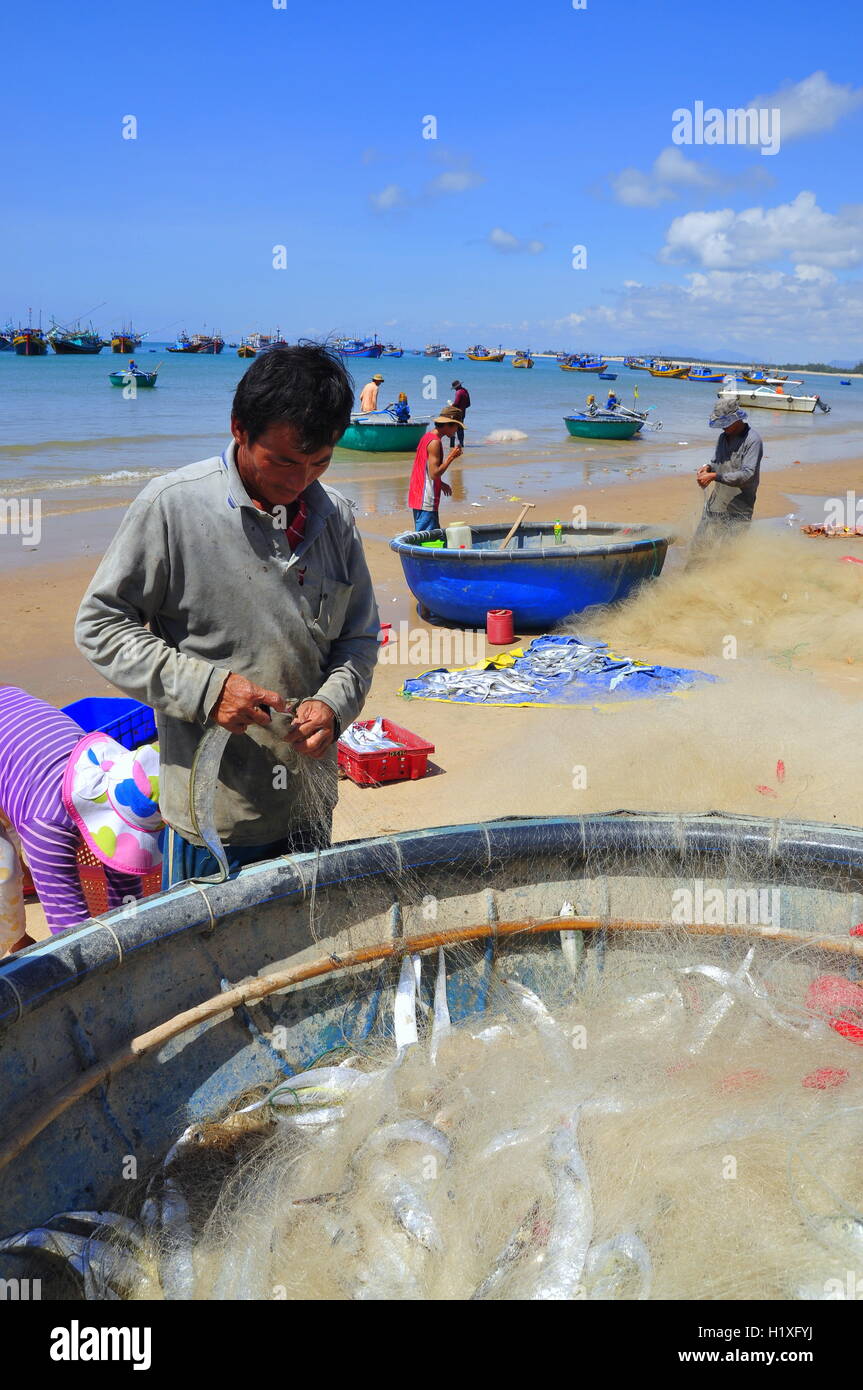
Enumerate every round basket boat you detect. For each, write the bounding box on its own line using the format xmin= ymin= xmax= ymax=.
xmin=0 ymin=811 xmax=861 ymax=1250
xmin=337 ymin=415 xmax=428 ymax=452
xmin=389 ymin=521 xmax=673 ymax=628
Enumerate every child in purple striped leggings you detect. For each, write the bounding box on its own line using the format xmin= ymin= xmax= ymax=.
xmin=0 ymin=686 xmax=142 ymax=954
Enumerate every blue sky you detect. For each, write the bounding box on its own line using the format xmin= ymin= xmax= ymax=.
xmin=2 ymin=0 xmax=862 ymax=358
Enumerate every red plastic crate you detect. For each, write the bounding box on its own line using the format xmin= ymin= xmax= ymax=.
xmin=76 ymin=838 xmax=162 ymax=915
xmin=338 ymin=718 xmax=435 ymax=786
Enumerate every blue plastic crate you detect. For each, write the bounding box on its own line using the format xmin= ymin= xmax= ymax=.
xmin=61 ymin=697 xmax=157 ymax=750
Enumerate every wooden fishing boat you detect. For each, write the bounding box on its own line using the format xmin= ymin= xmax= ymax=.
xmin=337 ymin=413 xmax=429 ymax=452
xmin=560 ymin=355 xmax=607 ymax=373
xmin=191 ymin=333 xmax=224 ymax=354
xmin=0 ymin=329 xmax=16 ymax=352
xmin=598 ymin=371 xmax=618 ymax=381
xmin=424 ymin=343 xmax=447 ymax=356
xmin=624 ymin=356 xmax=651 ymax=370
xmin=687 ymin=366 xmax=724 ymax=383
xmin=109 ymin=369 xmax=158 ymax=388
xmin=167 ymin=333 xmax=197 ymax=353
xmin=111 ymin=328 xmax=143 ymax=353
xmin=336 ymin=337 xmax=384 ymax=359
xmin=648 ymin=363 xmax=689 ymax=378
xmin=438 ymin=349 xmax=453 ymax=362
xmin=48 ymin=323 xmax=104 ymax=354
xmin=466 ymin=345 xmax=506 ymax=362
xmin=382 ymin=346 xmax=404 ymax=357
xmin=512 ymin=351 xmax=534 ymax=368
xmin=12 ymin=327 xmax=48 ymax=356
xmin=237 ymin=341 xmax=256 ymax=358
xmin=564 ymin=412 xmax=644 ymax=440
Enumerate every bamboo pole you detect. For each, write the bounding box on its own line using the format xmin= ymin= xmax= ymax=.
xmin=1 ymin=915 xmax=861 ymax=1173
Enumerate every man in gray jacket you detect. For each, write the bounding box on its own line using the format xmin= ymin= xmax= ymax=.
xmin=693 ymin=398 xmax=763 ymax=549
xmin=76 ymin=344 xmax=379 ymax=884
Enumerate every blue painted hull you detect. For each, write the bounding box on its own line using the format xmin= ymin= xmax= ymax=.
xmin=390 ymin=522 xmax=672 ymax=628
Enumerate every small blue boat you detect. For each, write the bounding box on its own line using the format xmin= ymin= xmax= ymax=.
xmin=598 ymin=372 xmax=618 ymax=380
xmin=390 ymin=521 xmax=673 ymax=629
xmin=335 ymin=337 xmax=384 ymax=358
xmin=840 ymin=379 xmax=851 ymax=386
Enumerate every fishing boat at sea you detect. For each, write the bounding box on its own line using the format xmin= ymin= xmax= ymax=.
xmin=624 ymin=356 xmax=651 ymax=370
xmin=335 ymin=337 xmax=384 ymax=359
xmin=438 ymin=348 xmax=453 ymax=362
xmin=382 ymin=345 xmax=404 ymax=357
xmin=647 ymin=362 xmax=689 ymax=378
xmin=337 ymin=411 xmax=428 ymax=452
xmin=598 ymin=371 xmax=618 ymax=381
xmin=564 ymin=412 xmax=644 ymax=440
xmin=191 ymin=333 xmax=224 ymax=354
xmin=717 ymin=386 xmax=826 ymax=414
xmin=167 ymin=332 xmax=197 ymax=353
xmin=466 ymin=345 xmax=506 ymax=362
xmin=512 ymin=351 xmax=534 ymax=368
xmin=237 ymin=340 xmax=256 ymax=358
xmin=12 ymin=322 xmax=48 ymax=356
xmin=0 ymin=328 xmax=15 ymax=353
xmin=109 ymin=368 xmax=159 ymax=389
xmin=424 ymin=343 xmax=447 ymax=357
xmin=559 ymin=354 xmax=607 ymax=373
xmin=48 ymin=322 xmax=104 ymax=355
xmin=391 ymin=520 xmax=671 ymax=627
xmin=111 ymin=326 xmax=143 ymax=354
xmin=686 ymin=365 xmax=725 ymax=383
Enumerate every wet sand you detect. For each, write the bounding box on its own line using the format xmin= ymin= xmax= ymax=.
xmin=5 ymin=451 xmax=861 ymax=939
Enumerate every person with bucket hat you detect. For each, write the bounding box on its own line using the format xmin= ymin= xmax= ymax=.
xmin=407 ymin=408 xmax=465 ymax=532
xmin=693 ymin=398 xmax=763 ymax=549
xmin=0 ymin=685 xmax=160 ymax=954
xmin=359 ymin=373 xmax=385 ymax=414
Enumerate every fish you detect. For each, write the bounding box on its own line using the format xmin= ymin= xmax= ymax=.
xmin=430 ymin=946 xmax=451 ymax=1063
xmin=367 ymin=1159 xmax=443 ymax=1252
xmin=503 ymin=978 xmax=574 ymax=1070
xmin=394 ymin=953 xmax=421 ymax=1052
xmin=528 ymin=1120 xmax=594 ymax=1300
xmin=471 ymin=1201 xmax=546 ymax=1300
xmin=0 ymin=1211 xmax=148 ymax=1300
xmin=188 ymin=724 xmax=232 ymax=881
xmin=354 ymin=1119 xmax=452 ymax=1165
xmin=584 ymin=1233 xmax=653 ymax=1300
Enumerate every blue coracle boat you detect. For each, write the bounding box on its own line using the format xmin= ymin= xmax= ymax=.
xmin=390 ymin=521 xmax=673 ymax=629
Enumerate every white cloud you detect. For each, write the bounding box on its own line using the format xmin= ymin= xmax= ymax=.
xmin=488 ymin=227 xmax=545 ymax=254
xmin=610 ymin=145 xmax=771 ymax=208
xmin=370 ymin=184 xmax=407 ymax=212
xmin=623 ymin=279 xmax=643 ymax=288
xmin=427 ymin=169 xmax=485 ymax=195
xmin=660 ymin=191 xmax=863 ymax=269
xmin=748 ymin=70 xmax=863 ymax=140
xmin=552 ymin=268 xmax=863 ymax=357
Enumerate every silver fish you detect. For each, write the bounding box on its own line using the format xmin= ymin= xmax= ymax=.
xmin=471 ymin=1200 xmax=545 ymax=1300
xmin=430 ymin=946 xmax=451 ymax=1063
xmin=368 ymin=1159 xmax=443 ymax=1252
xmin=584 ymin=1233 xmax=652 ymax=1300
xmin=504 ymin=978 xmax=574 ymax=1070
xmin=354 ymin=1119 xmax=452 ymax=1165
xmin=529 ymin=1121 xmax=594 ymax=1300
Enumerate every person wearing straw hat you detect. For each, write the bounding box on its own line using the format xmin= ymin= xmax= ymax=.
xmin=0 ymin=685 xmax=161 ymax=954
xmin=408 ymin=407 xmax=464 ymax=532
xmin=359 ymin=373 xmax=385 ymax=414
xmin=693 ymin=398 xmax=763 ymax=549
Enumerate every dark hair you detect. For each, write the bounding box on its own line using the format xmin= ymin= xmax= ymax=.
xmin=232 ymin=342 xmax=354 ymax=449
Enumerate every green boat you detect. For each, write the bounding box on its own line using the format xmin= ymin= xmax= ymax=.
xmin=109 ymin=370 xmax=158 ymax=388
xmin=338 ymin=414 xmax=428 ymax=452
xmin=564 ymin=412 xmax=643 ymax=440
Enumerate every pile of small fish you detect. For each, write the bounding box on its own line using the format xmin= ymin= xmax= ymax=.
xmin=6 ymin=934 xmax=863 ymax=1300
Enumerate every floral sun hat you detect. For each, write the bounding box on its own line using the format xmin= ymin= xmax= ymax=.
xmin=62 ymin=733 xmax=164 ymax=874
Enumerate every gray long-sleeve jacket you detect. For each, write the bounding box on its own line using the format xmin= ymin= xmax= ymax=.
xmin=75 ymin=443 xmax=380 ymax=845
xmin=705 ymin=423 xmax=763 ymax=521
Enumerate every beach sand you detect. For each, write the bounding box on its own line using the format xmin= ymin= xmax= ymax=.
xmin=5 ymin=452 xmax=861 ymax=940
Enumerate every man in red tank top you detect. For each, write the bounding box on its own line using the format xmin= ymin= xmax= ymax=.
xmin=407 ymin=409 xmax=464 ymax=531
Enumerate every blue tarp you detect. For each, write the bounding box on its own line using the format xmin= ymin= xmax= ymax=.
xmin=401 ymin=634 xmax=715 ymax=707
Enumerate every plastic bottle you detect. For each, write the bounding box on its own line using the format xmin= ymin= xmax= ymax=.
xmin=553 ymin=519 xmax=564 ymax=544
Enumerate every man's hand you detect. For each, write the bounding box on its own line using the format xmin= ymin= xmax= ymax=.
xmin=447 ymin=445 xmax=463 ymax=462
xmin=697 ymin=468 xmax=718 ymax=490
xmin=440 ymin=481 xmax=453 ymax=497
xmin=285 ymin=699 xmax=336 ymax=759
xmin=210 ymin=673 xmax=287 ymax=733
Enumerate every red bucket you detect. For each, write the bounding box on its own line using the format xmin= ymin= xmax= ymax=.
xmin=486 ymin=609 xmax=514 ymax=645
